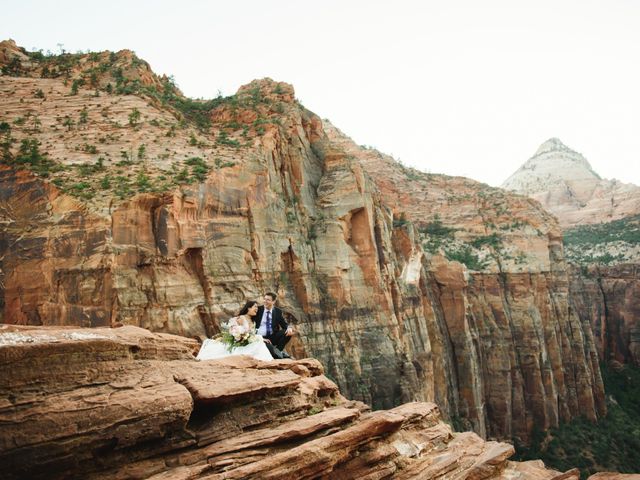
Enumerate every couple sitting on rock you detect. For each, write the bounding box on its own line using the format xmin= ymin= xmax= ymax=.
xmin=196 ymin=292 xmax=295 ymax=362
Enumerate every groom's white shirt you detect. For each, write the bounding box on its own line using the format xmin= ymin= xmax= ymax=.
xmin=257 ymin=308 xmax=272 ymax=336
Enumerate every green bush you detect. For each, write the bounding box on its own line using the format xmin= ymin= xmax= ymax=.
xmin=216 ymin=130 xmax=240 ymax=147
xmin=70 ymin=78 xmax=84 ymax=95
xmin=471 ymin=233 xmax=502 ymax=249
xmin=67 ymin=181 xmax=94 ymax=200
xmin=11 ymin=138 xmax=61 ymax=177
xmin=419 ymin=216 xmax=457 ymax=253
xmin=128 ymin=108 xmax=141 ymax=126
xmin=564 ymin=216 xmax=640 ymax=248
xmin=136 ymin=171 xmax=151 ymax=191
xmin=445 ymin=244 xmax=487 ymax=270
xmin=419 ymin=216 xmax=456 ymax=237
xmin=79 ymin=107 xmax=88 ymax=124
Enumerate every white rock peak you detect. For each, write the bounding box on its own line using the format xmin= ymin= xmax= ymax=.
xmin=502 ymin=138 xmax=600 ymax=195
xmin=502 ymin=138 xmax=640 ymax=228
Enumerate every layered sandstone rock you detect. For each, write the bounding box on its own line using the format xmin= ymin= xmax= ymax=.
xmin=500 ymin=138 xmax=639 ymax=367
xmin=502 ymin=138 xmax=640 ymax=228
xmin=569 ymin=264 xmax=640 ymax=366
xmin=0 ymin=324 xmax=587 ymax=480
xmin=325 ymin=122 xmax=606 ymax=442
xmin=0 ymin=44 xmax=605 ymax=446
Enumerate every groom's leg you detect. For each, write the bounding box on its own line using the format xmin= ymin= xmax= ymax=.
xmin=264 ymin=341 xmax=281 ymax=359
xmin=269 ymin=330 xmax=291 ymax=351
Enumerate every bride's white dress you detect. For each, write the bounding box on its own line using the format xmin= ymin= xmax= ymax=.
xmin=196 ymin=315 xmax=273 ymax=362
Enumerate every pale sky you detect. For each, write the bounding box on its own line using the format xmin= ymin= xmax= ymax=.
xmin=2 ymin=0 xmax=640 ymax=187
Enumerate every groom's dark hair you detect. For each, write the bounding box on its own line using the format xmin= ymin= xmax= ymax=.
xmin=265 ymin=292 xmax=277 ymax=301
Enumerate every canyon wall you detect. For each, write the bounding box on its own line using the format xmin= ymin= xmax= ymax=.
xmin=326 ymin=123 xmax=606 ymax=442
xmin=569 ymin=264 xmax=640 ymax=366
xmin=501 ymin=135 xmax=640 ymax=368
xmin=0 ymin=42 xmax=605 ymax=444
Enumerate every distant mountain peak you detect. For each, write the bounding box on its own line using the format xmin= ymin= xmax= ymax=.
xmin=503 ymin=138 xmax=599 ymax=192
xmin=533 ymin=137 xmax=573 ymax=157
xmin=502 ymin=139 xmax=640 ymax=227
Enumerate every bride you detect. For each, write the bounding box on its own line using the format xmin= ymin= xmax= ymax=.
xmin=196 ymin=300 xmax=273 ymax=362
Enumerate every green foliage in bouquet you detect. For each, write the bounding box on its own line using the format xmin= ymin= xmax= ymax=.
xmin=219 ymin=321 xmax=257 ymax=352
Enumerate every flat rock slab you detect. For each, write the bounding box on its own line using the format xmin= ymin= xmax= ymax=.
xmin=172 ymin=359 xmax=302 ymax=405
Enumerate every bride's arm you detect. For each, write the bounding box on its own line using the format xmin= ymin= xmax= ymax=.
xmin=229 ymin=315 xmax=255 ymax=330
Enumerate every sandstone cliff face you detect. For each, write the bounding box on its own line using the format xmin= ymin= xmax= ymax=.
xmin=502 ymin=138 xmax=640 ymax=229
xmin=501 ymin=138 xmax=640 ymax=368
xmin=0 ymin=324 xmax=587 ymax=480
xmin=324 ymin=123 xmax=606 ymax=442
xmin=569 ymin=264 xmax=640 ymax=366
xmin=0 ymin=45 xmax=605 ymax=445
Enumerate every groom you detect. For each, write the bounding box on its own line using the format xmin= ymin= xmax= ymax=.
xmin=254 ymin=292 xmax=294 ymax=358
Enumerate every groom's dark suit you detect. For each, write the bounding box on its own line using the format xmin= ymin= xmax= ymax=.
xmin=254 ymin=305 xmax=291 ymax=352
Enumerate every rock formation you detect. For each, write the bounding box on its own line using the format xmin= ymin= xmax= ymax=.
xmin=501 ymin=137 xmax=640 ymax=367
xmin=502 ymin=138 xmax=640 ymax=228
xmin=0 ymin=41 xmax=605 ymax=446
xmin=325 ymin=122 xmax=606 ymax=442
xmin=569 ymin=264 xmax=640 ymax=366
xmin=0 ymin=324 xmax=595 ymax=480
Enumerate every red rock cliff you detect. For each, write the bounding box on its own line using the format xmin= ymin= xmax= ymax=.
xmin=0 ymin=45 xmax=605 ymax=445
xmin=324 ymin=122 xmax=606 ymax=442
xmin=569 ymin=264 xmax=640 ymax=366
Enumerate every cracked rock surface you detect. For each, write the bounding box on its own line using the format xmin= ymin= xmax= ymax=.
xmin=0 ymin=324 xmax=601 ymax=480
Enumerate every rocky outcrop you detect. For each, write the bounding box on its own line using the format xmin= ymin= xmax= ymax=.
xmin=0 ymin=45 xmax=605 ymax=445
xmin=569 ymin=264 xmax=640 ymax=366
xmin=502 ymin=138 xmax=640 ymax=228
xmin=0 ymin=324 xmax=588 ymax=480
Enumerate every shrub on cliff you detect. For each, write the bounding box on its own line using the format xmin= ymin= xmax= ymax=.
xmin=564 ymin=216 xmax=640 ymax=248
xmin=12 ymin=138 xmax=62 ymax=177
xmin=418 ymin=215 xmax=457 ymax=253
xmin=444 ymin=244 xmax=488 ymax=270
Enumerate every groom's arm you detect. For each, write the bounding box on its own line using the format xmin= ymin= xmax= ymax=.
xmin=277 ymin=309 xmax=294 ymax=336
xmin=276 ymin=308 xmax=288 ymax=329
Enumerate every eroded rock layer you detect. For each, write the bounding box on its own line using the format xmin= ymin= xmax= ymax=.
xmin=0 ymin=42 xmax=605 ymax=444
xmin=0 ymin=324 xmax=588 ymax=480
xmin=570 ymin=264 xmax=640 ymax=366
xmin=325 ymin=123 xmax=606 ymax=442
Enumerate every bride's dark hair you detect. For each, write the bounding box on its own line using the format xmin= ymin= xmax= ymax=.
xmin=238 ymin=300 xmax=258 ymax=316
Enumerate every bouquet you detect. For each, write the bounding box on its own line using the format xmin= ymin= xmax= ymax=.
xmin=220 ymin=318 xmax=257 ymax=352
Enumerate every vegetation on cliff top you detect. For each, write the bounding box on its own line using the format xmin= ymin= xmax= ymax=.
xmin=563 ymin=215 xmax=640 ymax=265
xmin=1 ymin=45 xmax=291 ymax=204
xmin=515 ymin=362 xmax=640 ymax=479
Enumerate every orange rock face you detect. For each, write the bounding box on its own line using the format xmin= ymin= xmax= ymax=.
xmin=0 ymin=45 xmax=605 ymax=446
xmin=570 ymin=264 xmax=640 ymax=366
xmin=0 ymin=324 xmax=583 ymax=479
xmin=325 ymin=123 xmax=606 ymax=442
